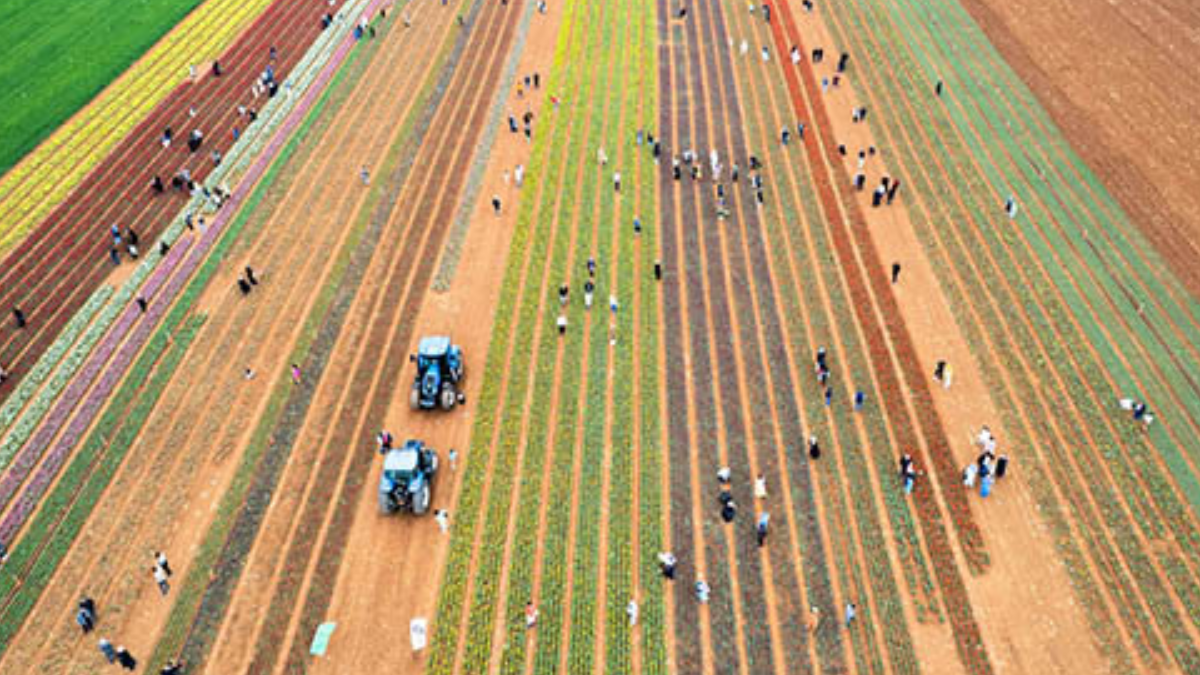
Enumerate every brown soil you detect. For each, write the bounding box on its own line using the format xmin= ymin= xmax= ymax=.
xmin=958 ymin=0 xmax=1200 ymax=299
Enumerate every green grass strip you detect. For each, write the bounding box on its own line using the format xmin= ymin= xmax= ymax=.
xmin=0 ymin=0 xmax=204 ymax=173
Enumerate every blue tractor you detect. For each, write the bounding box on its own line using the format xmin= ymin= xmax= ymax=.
xmin=409 ymin=336 xmax=465 ymax=411
xmin=378 ymin=439 xmax=439 ymax=515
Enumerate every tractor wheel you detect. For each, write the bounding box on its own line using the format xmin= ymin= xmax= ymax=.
xmin=379 ymin=493 xmax=395 ymax=515
xmin=441 ymin=385 xmax=456 ymax=410
xmin=409 ymin=386 xmax=420 ymax=410
xmin=414 ymin=487 xmax=431 ymax=515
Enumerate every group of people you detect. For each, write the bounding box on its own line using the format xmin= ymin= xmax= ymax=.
xmin=77 ymin=552 xmax=183 ymax=672
xmin=107 ymin=225 xmax=141 ymax=266
xmin=963 ymin=427 xmax=1010 ymax=497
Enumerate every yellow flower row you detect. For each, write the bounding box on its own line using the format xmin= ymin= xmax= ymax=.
xmin=0 ymin=0 xmax=276 ymax=254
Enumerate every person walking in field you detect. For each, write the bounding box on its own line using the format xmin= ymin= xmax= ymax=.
xmin=360 ymin=166 xmax=370 ymax=185
xmin=756 ymin=512 xmax=770 ymax=547
xmin=806 ymin=606 xmax=821 ymax=634
xmin=492 ymin=195 xmax=502 ymax=215
xmin=435 ymin=509 xmax=450 ymax=534
xmin=116 ymin=646 xmax=137 ymax=670
xmin=854 ymin=391 xmax=865 ymax=411
xmin=754 ymin=474 xmax=767 ymax=499
xmin=291 ymin=364 xmax=302 ymax=384
xmin=13 ymin=307 xmax=26 ymax=329
xmin=1004 ymin=195 xmax=1019 ymax=219
xmin=584 ymin=280 xmax=595 ymax=309
xmin=887 ymin=178 xmax=901 ymax=204
xmin=155 ymin=552 xmax=172 ymax=577
xmin=449 ymin=448 xmax=458 ymax=471
xmin=76 ymin=600 xmax=96 ymax=634
xmin=844 ymin=603 xmax=857 ymax=628
xmin=613 ymin=171 xmax=621 ymax=192
xmin=99 ymin=638 xmax=117 ymax=663
xmin=153 ymin=564 xmax=170 ymax=596
xmin=695 ymin=579 xmax=710 ymax=603
xmin=525 ymin=601 xmax=539 ymax=629
xmin=627 ymin=599 xmax=639 ymax=626
xmin=891 ymin=262 xmax=901 ymax=284
xmin=658 ymin=551 xmax=677 ymax=579
xmin=933 ymin=360 xmax=946 ymax=382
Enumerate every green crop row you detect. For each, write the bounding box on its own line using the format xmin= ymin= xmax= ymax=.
xmin=818 ymin=0 xmax=1200 ymax=667
xmin=633 ymin=0 xmax=668 ymax=666
xmin=819 ymin=0 xmax=1164 ymax=659
xmin=604 ymin=0 xmax=646 ymax=669
xmin=492 ymin=7 xmax=592 ymax=675
xmin=880 ymin=0 xmax=1200 ymax=526
xmin=562 ymin=0 xmax=623 ymax=669
xmin=858 ymin=0 xmax=1200 ymax=603
xmin=425 ymin=0 xmax=590 ymax=669
xmin=880 ymin=0 xmax=1200 ymax=557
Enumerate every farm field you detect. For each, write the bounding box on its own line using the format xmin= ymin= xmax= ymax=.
xmin=0 ymin=0 xmax=203 ymax=173
xmin=0 ymin=0 xmax=1196 ymax=673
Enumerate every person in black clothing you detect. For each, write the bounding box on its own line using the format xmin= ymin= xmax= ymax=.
xmin=115 ymin=646 xmax=137 ymax=670
xmin=245 ymin=266 xmax=259 ymax=285
xmin=891 ymin=262 xmax=901 ymax=284
xmin=150 ymin=176 xmax=164 ymax=193
xmin=837 ymin=52 xmax=849 ymax=73
xmin=237 ymin=278 xmax=252 ymax=296
xmin=212 ymin=60 xmax=222 ymax=76
xmin=161 ymin=660 xmax=185 ymax=675
xmin=720 ymin=496 xmax=736 ymax=523
xmin=808 ymin=435 xmax=821 ymax=460
xmin=654 ymin=260 xmax=662 ymax=280
xmin=13 ymin=307 xmax=26 ymax=328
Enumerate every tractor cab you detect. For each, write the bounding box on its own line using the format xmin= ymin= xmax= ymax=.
xmin=410 ymin=336 xmax=466 ymax=411
xmin=379 ymin=440 xmax=438 ymax=515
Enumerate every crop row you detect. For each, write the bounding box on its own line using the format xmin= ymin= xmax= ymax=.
xmin=493 ymin=2 xmax=603 ymax=673
xmin=0 ymin=0 xmax=276 ymax=251
xmin=0 ymin=312 xmax=201 ymax=651
xmin=0 ymin=0 xmax=347 ymax=452
xmin=630 ymin=3 xmax=669 ymax=671
xmin=720 ymin=3 xmax=926 ymax=671
xmin=764 ymin=2 xmax=995 ymax=673
xmin=0 ymin=0 xmax=374 ymax=565
xmin=284 ymin=1 xmax=540 ymax=672
xmin=422 ymin=7 xmax=574 ymax=667
xmin=0 ymin=0 xmax=338 ymax=421
xmin=164 ymin=4 xmax=479 ymax=671
xmin=728 ymin=0 xmax=936 ymax=623
xmin=430 ymin=0 xmax=541 ymax=294
xmin=882 ymin=0 xmax=1200 ymax=557
xmin=823 ymin=0 xmax=1200 ymax=666
xmin=134 ymin=14 xmax=398 ymax=667
xmin=682 ymin=1 xmax=828 ymax=672
xmin=599 ymin=0 xmax=642 ymax=670
xmin=814 ymin=0 xmax=1193 ymax=667
xmin=660 ymin=59 xmax=745 ymax=675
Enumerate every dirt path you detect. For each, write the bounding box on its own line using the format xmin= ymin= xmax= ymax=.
xmin=181 ymin=2 xmax=534 ymax=673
